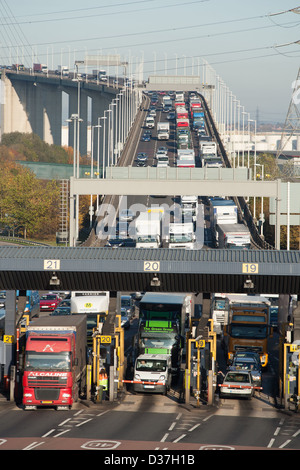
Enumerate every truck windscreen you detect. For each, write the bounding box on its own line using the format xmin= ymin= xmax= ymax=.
xmin=25 ymin=351 xmax=71 ymax=371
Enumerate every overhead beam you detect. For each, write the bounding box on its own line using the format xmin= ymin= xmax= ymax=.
xmin=70 ymin=176 xmax=281 ymax=198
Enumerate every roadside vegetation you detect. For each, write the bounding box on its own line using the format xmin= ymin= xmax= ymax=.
xmin=0 ymin=132 xmax=91 ymax=243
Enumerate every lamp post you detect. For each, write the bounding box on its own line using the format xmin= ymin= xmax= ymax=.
xmin=66 ymin=113 xmax=78 ymax=247
xmin=100 ymin=115 xmax=107 ymax=179
xmin=71 ymin=63 xmax=83 ymax=242
xmin=254 ymin=163 xmax=264 ymax=236
xmin=89 ymin=124 xmax=102 ymax=226
xmin=249 ymin=118 xmax=257 ymax=219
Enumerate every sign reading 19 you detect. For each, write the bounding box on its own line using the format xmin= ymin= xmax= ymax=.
xmin=242 ymin=263 xmax=258 ymax=274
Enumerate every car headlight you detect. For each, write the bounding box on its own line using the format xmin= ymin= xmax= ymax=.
xmin=159 ymin=375 xmax=165 ymax=382
xmin=252 ymin=374 xmax=261 ymax=381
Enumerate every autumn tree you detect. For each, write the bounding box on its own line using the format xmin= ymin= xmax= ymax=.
xmin=3 ymin=165 xmax=60 ymax=239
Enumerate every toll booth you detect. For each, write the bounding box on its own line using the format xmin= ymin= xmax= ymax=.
xmin=282 ymin=343 xmax=300 ymax=411
xmin=185 ymin=319 xmax=216 ymax=405
xmin=91 ymin=313 xmax=125 ymax=403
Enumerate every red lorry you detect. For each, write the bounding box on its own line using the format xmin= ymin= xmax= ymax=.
xmin=22 ymin=315 xmax=87 ymax=410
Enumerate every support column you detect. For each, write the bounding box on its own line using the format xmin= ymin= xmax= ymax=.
xmin=1 ymin=76 xmax=33 ymax=134
xmin=41 ymin=83 xmax=62 ymax=146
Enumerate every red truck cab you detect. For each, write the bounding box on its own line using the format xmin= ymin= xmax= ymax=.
xmin=22 ymin=316 xmax=86 ymax=410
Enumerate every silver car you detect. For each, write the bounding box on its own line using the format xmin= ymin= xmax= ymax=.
xmin=219 ymin=370 xmax=254 ymax=399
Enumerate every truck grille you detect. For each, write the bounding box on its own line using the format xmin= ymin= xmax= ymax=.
xmin=34 ymin=388 xmax=61 ymax=401
xmin=28 ymin=376 xmax=68 ymax=387
xmin=234 ymin=345 xmax=263 ymax=353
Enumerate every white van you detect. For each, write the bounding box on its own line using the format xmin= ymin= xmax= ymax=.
xmin=145 ymin=116 xmax=155 ymax=128
xmin=133 ymin=354 xmax=172 ymax=394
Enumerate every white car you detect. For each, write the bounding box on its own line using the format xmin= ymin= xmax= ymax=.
xmin=119 ymin=209 xmax=134 ymax=221
xmin=219 ymin=370 xmax=254 ymax=399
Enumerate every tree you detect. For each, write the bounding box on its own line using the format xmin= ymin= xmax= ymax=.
xmin=4 ymin=166 xmax=60 ymax=239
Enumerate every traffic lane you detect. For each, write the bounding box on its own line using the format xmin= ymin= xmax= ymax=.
xmin=0 ymin=404 xmax=79 ymax=438
xmin=0 ymin=436 xmax=269 ymax=450
xmin=176 ymin=414 xmax=284 ymax=449
xmin=51 ymin=407 xmax=180 ymax=443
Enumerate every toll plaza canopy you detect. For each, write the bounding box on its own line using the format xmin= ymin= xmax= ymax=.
xmin=0 ymin=246 xmax=299 ymax=294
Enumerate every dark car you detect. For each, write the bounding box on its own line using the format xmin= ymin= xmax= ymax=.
xmin=233 ymin=352 xmax=262 ymax=371
xmin=105 ymin=237 xmax=136 ymax=248
xmin=137 ymin=152 xmax=148 ymax=162
xmin=50 ymin=306 xmax=71 ymax=316
xmin=141 ymin=133 xmax=151 ymax=142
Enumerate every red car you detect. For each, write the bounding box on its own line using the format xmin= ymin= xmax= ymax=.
xmin=39 ymin=293 xmax=62 ymax=312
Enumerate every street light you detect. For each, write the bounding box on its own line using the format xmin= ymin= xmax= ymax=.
xmin=254 ymin=163 xmax=264 ymax=236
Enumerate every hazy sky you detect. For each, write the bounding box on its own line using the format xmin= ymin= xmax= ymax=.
xmin=2 ymin=0 xmax=300 ymax=123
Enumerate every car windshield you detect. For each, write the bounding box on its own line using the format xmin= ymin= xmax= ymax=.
xmin=58 ymin=300 xmax=70 ymax=307
xmin=225 ymin=372 xmax=250 ymax=383
xmin=52 ymin=307 xmax=70 ymax=315
xmin=233 ymin=361 xmax=256 ymax=370
xmin=41 ymin=295 xmax=57 ymax=300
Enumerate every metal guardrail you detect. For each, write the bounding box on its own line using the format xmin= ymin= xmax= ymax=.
xmin=0 ymin=236 xmax=50 ymax=247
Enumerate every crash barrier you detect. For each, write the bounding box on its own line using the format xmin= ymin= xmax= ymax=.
xmin=218 ymin=384 xmax=263 ymax=391
xmin=121 ymin=380 xmax=165 ymax=385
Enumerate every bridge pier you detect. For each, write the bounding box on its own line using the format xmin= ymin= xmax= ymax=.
xmin=1 ymin=72 xmax=118 ymax=158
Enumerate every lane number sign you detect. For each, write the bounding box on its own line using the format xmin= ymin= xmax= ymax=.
xmin=144 ymin=261 xmax=160 ymax=272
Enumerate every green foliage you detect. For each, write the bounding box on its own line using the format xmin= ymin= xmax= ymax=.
xmin=1 ymin=132 xmax=70 ymax=164
xmin=0 ymin=132 xmax=63 ymax=240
